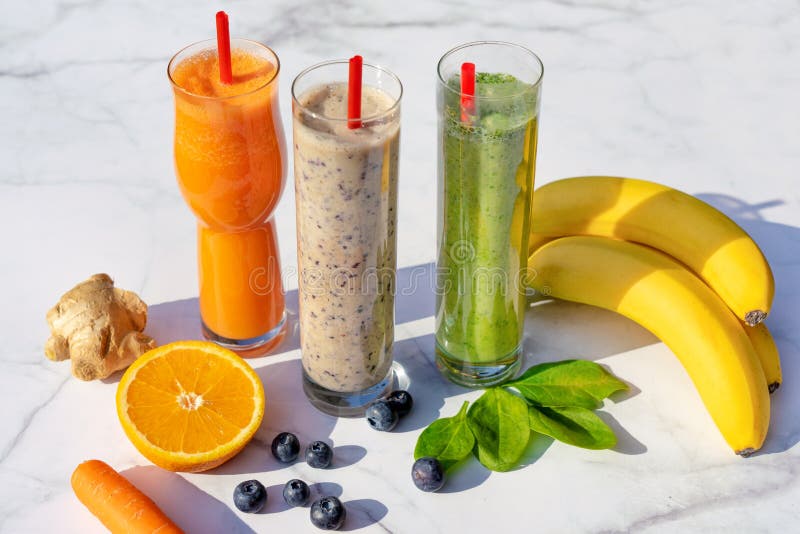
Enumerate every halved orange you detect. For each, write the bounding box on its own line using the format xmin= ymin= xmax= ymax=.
xmin=116 ymin=340 xmax=265 ymax=472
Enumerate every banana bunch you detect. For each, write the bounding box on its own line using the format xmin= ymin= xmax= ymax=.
xmin=526 ymin=176 xmax=779 ymax=456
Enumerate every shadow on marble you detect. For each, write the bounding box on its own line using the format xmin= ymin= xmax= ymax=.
xmin=202 ymin=439 xmax=367 ymax=478
xmin=309 ymin=481 xmax=344 ymax=499
xmin=139 ymin=203 xmax=800 ymax=474
xmin=689 ymin=197 xmax=800 ymax=455
xmin=259 ymin=481 xmax=346 ymax=514
xmin=731 ymin=219 xmax=800 ymax=456
xmin=597 ymin=411 xmax=648 ymax=455
xmin=202 ymin=438 xmax=276 ymax=476
xmin=395 ymin=261 xmax=435 ymax=324
xmin=694 ymin=193 xmax=784 ymax=221
xmin=100 ymin=368 xmax=127 ymax=384
xmin=608 ymin=381 xmax=642 ymax=405
xmin=205 ymin=358 xmax=340 ymax=476
xmin=389 ymin=334 xmax=458 ymax=434
xmin=519 ymin=300 xmax=648 ymax=453
xmin=518 ymin=195 xmax=800 ymax=458
xmin=96 ymin=296 xmax=208 ymax=385
xmin=340 ymin=498 xmax=389 ymax=531
xmin=508 ymin=432 xmax=555 ymax=472
xmin=262 ymin=482 xmax=294 ymax=514
xmin=136 ymin=264 xmax=438 ymax=478
xmin=145 ymin=297 xmax=205 ymax=346
xmin=144 ymin=261 xmax=436 ymax=355
xmin=522 ymin=299 xmax=658 ymax=367
xmin=121 ymin=465 xmax=255 ymax=534
xmin=560 ymin=192 xmax=800 ymax=457
xmin=438 ymin=457 xmax=492 ymax=494
xmin=382 ymin=278 xmax=649 ymax=475
xmin=329 ymin=444 xmax=368 ymax=470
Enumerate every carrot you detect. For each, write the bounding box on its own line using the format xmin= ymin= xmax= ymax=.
xmin=71 ymin=460 xmax=183 ymax=534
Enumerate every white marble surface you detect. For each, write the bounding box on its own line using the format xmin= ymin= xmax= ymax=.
xmin=2 ymin=0 xmax=800 ymax=532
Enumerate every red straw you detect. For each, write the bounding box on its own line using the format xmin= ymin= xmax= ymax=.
xmin=348 ymin=55 xmax=363 ymax=129
xmin=216 ymin=11 xmax=233 ymax=84
xmin=461 ymin=62 xmax=476 ymax=123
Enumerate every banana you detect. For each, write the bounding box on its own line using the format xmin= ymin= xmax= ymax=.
xmin=744 ymin=322 xmax=782 ymax=394
xmin=528 ymin=238 xmax=782 ymax=395
xmin=527 ymin=236 xmax=770 ymax=455
xmin=529 ymin=176 xmax=774 ymax=326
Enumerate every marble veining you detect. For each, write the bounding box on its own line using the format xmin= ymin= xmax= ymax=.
xmin=2 ymin=0 xmax=799 ymax=532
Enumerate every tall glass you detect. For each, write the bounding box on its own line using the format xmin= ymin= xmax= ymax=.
xmin=168 ymin=39 xmax=287 ymax=353
xmin=292 ymin=60 xmax=402 ymax=416
xmin=435 ymin=41 xmax=543 ymax=386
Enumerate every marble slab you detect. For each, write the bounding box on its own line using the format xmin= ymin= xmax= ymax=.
xmin=1 ymin=0 xmax=799 ymax=532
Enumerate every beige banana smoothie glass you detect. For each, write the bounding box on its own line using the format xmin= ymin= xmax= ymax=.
xmin=292 ymin=59 xmax=402 ymax=416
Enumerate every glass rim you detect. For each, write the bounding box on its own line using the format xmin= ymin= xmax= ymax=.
xmin=291 ymin=59 xmax=403 ymax=124
xmin=436 ymin=40 xmax=544 ymax=100
xmin=167 ymin=38 xmax=280 ymax=101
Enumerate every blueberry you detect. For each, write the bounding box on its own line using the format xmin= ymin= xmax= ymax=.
xmin=233 ymin=479 xmax=267 ymax=513
xmin=386 ymin=390 xmax=413 ymax=417
xmin=306 ymin=440 xmax=333 ymax=468
xmin=310 ymin=496 xmax=346 ymax=530
xmin=271 ymin=432 xmax=300 ymax=463
xmin=412 ymin=457 xmax=445 ymax=492
xmin=365 ymin=399 xmax=398 ymax=431
xmin=283 ymin=478 xmax=311 ymax=507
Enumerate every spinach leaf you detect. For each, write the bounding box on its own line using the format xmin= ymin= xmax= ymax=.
xmin=528 ymin=405 xmax=617 ymax=449
xmin=506 ymin=360 xmax=627 ymax=409
xmin=414 ymin=401 xmax=475 ymax=471
xmin=467 ymin=388 xmax=530 ymax=472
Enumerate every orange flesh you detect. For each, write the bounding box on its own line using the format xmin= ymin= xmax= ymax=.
xmin=124 ymin=348 xmax=256 ymax=454
xmin=171 ymin=48 xmax=286 ymax=340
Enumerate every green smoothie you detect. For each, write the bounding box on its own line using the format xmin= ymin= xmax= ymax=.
xmin=435 ymin=72 xmax=539 ymax=368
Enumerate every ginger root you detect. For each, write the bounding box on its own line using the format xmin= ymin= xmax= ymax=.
xmin=45 ymin=274 xmax=156 ymax=381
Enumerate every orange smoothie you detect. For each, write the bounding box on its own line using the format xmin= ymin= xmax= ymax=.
xmin=197 ymin=221 xmax=284 ymax=341
xmin=169 ymin=40 xmax=286 ymax=346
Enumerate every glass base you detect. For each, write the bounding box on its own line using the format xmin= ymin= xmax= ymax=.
xmin=202 ymin=312 xmax=287 ymax=356
xmin=435 ymin=340 xmax=521 ymax=388
xmin=303 ymin=366 xmax=396 ymax=418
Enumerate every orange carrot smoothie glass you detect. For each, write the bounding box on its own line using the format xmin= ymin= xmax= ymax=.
xmin=168 ymin=39 xmax=287 ymax=353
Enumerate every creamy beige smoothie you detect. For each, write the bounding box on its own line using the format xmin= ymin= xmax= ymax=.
xmin=293 ymin=79 xmax=400 ymax=413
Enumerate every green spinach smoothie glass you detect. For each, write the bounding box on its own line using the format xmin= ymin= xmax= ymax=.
xmin=435 ymin=41 xmax=543 ymax=387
